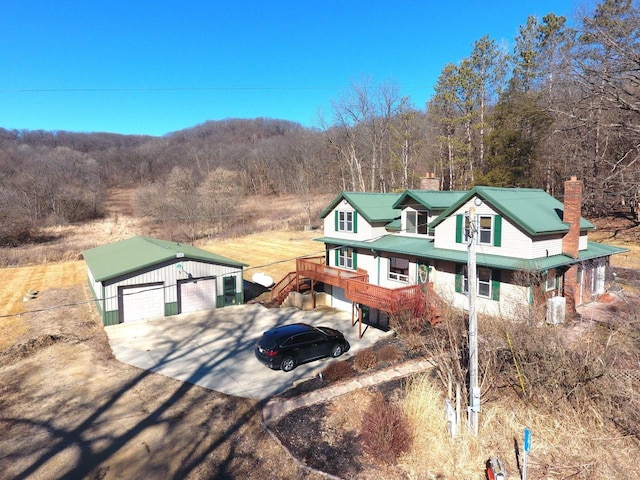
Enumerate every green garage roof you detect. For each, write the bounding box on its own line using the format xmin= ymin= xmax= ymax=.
xmin=83 ymin=236 xmax=247 ymax=282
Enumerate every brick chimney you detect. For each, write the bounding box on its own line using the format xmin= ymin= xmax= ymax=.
xmin=420 ymin=172 xmax=440 ymax=191
xmin=562 ymin=176 xmax=583 ymax=318
xmin=562 ymin=176 xmax=582 ymax=259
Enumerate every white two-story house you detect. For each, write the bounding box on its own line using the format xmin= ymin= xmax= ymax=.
xmin=273 ymin=177 xmax=627 ymax=333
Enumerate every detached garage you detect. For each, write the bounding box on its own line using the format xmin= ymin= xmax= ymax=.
xmin=83 ymin=236 xmax=247 ymax=326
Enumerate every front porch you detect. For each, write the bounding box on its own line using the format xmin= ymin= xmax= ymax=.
xmin=272 ymin=256 xmax=427 ymax=337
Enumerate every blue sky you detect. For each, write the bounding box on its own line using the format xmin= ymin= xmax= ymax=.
xmin=1 ymin=1 xmax=578 ymax=137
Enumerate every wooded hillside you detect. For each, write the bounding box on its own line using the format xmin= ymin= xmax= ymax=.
xmin=1 ymin=0 xmax=638 ymax=245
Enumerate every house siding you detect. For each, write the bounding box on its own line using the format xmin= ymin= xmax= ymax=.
xmin=433 ymin=200 xmax=575 ymax=262
xmin=530 ymin=235 xmax=564 ymax=259
xmin=433 ymin=264 xmax=530 ymax=319
xmin=324 ymin=204 xmax=388 ymax=241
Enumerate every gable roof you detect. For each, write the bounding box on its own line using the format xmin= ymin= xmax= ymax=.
xmin=319 ymin=192 xmax=402 ymax=224
xmin=83 ymin=236 xmax=247 ymax=282
xmin=393 ymin=189 xmax=468 ymax=210
xmin=430 ymin=186 xmax=595 ymax=236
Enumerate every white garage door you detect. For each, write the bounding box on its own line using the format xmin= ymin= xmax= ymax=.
xmin=180 ymin=278 xmax=217 ymax=313
xmin=330 ymin=286 xmax=354 ymax=313
xmin=121 ymin=283 xmax=165 ymax=322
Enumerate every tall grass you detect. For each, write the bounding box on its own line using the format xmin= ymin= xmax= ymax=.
xmin=400 ymin=374 xmax=483 ymax=478
xmin=400 ymin=373 xmax=640 ymax=479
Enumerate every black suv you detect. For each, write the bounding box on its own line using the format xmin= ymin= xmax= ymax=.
xmin=254 ymin=323 xmax=350 ymax=372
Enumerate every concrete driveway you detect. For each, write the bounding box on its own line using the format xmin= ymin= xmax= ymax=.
xmin=105 ymin=304 xmax=389 ymax=400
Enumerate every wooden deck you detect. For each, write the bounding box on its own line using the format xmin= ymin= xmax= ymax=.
xmin=296 ymin=256 xmax=368 ymax=287
xmin=271 ymin=255 xmax=430 ymax=338
xmin=291 ymin=256 xmax=424 ymax=314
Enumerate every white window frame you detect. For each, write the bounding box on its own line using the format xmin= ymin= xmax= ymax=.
xmin=337 ymin=247 xmax=354 ymax=269
xmin=388 ymin=257 xmax=410 ymax=283
xmin=477 ymin=268 xmax=492 ymax=298
xmin=462 ymin=266 xmax=492 ymax=299
xmin=545 ymin=270 xmax=556 ymax=292
xmin=478 ymin=215 xmax=493 ymax=245
xmin=338 ymin=211 xmax=354 ymax=233
xmin=406 ymin=210 xmax=429 ymax=235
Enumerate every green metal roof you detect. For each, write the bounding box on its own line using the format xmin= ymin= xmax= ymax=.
xmin=430 ymin=186 xmax=595 ymax=236
xmin=393 ymin=189 xmax=468 ymax=210
xmin=319 ymin=192 xmax=402 ymax=224
xmin=83 ymin=236 xmax=247 ymax=282
xmin=316 ymin=235 xmax=626 ymax=272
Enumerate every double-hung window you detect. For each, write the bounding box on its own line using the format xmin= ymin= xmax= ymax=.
xmin=338 ymin=211 xmax=354 ymax=233
xmin=456 ymin=214 xmax=502 ymax=247
xmin=460 ymin=266 xmax=493 ymax=299
xmin=337 ymin=247 xmax=354 ymax=269
xmin=478 ymin=215 xmax=493 ymax=245
xmin=477 ymin=268 xmax=492 ymax=297
xmin=389 ymin=257 xmax=410 ymax=283
xmin=406 ymin=210 xmax=428 ymax=235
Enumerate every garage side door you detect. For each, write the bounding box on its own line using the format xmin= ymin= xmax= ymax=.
xmin=179 ymin=278 xmax=217 ymax=314
xmin=120 ymin=283 xmax=165 ymax=322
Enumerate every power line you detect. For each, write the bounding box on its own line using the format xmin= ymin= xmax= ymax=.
xmin=0 ymin=85 xmax=346 ymax=94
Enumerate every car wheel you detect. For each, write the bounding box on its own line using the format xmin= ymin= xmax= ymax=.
xmin=331 ymin=343 xmax=344 ymax=358
xmin=281 ymin=356 xmax=296 ymax=372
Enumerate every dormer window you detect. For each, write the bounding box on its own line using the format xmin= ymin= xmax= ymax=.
xmin=406 ymin=210 xmax=428 ymax=235
xmin=337 ymin=211 xmax=355 ymax=233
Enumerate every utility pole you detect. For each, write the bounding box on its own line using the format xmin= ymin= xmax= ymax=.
xmin=467 ymin=206 xmax=479 ymax=436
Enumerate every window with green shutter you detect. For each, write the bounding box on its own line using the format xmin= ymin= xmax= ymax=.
xmin=456 ymin=215 xmax=463 ymax=243
xmin=336 ymin=211 xmax=355 ymax=233
xmin=337 ymin=247 xmax=355 ymax=269
xmin=491 ymin=270 xmax=501 ymax=301
xmin=455 ymin=264 xmax=463 ymax=292
xmin=493 ymin=215 xmax=502 ymax=247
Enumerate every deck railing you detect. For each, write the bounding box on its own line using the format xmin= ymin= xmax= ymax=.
xmin=296 ymin=256 xmax=368 ymax=287
xmin=272 ymin=256 xmax=424 ymax=314
xmin=344 ymin=280 xmax=423 ymax=313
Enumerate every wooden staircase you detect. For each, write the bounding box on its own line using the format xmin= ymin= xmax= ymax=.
xmin=269 ymin=272 xmax=311 ymax=307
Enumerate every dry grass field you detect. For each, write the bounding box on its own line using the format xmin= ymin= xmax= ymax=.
xmin=0 ymin=229 xmax=320 ymax=351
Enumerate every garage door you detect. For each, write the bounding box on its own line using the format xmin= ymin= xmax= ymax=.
xmin=120 ymin=283 xmax=165 ymax=322
xmin=179 ymin=278 xmax=217 ymax=313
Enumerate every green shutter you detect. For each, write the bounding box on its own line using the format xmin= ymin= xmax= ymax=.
xmin=335 ymin=211 xmax=339 ymax=231
xmin=455 ymin=214 xmax=463 ymax=243
xmin=455 ymin=264 xmax=462 ymax=293
xmin=353 ymin=211 xmax=358 ymax=233
xmin=335 ymin=247 xmax=339 ymax=266
xmin=352 ymin=250 xmax=357 ymax=270
xmin=492 ymin=270 xmax=501 ymax=301
xmin=493 ymin=215 xmax=502 ymax=247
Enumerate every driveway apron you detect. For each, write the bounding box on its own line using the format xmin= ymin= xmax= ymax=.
xmin=105 ymin=304 xmax=388 ymax=400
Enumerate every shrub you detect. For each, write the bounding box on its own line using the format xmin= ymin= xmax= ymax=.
xmin=322 ymin=360 xmax=355 ymax=383
xmin=354 ymin=348 xmax=378 ymax=372
xmin=361 ymin=392 xmax=412 ymax=464
xmin=377 ymin=344 xmax=402 ymax=364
